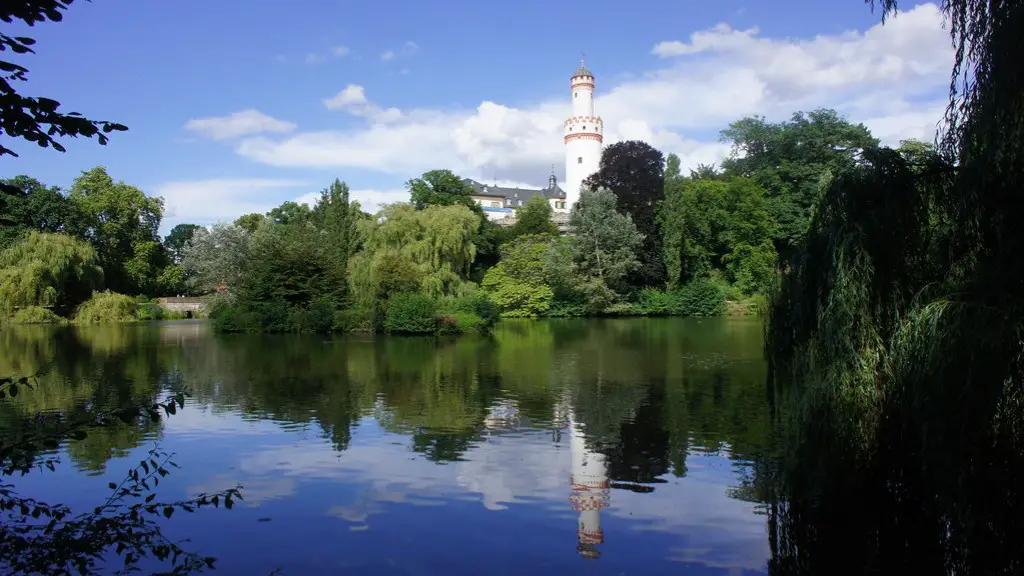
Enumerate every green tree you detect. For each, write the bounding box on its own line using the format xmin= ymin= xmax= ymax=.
xmin=233 ymin=213 xmax=264 ymax=233
xmin=508 ymin=195 xmax=558 ymax=239
xmin=0 ymin=175 xmax=84 ymax=249
xmin=481 ymin=235 xmax=556 ymax=316
xmin=266 ymin=201 xmax=312 ymax=226
xmin=570 ymin=188 xmax=643 ymax=299
xmin=0 ymin=232 xmax=102 ymax=315
xmin=69 ymin=167 xmax=165 ymax=294
xmin=406 ymin=169 xmax=479 ymax=213
xmin=181 ymin=223 xmax=250 ymax=293
xmin=583 ymin=140 xmax=667 ymax=288
xmin=163 ymin=223 xmax=200 ymax=264
xmin=350 ymin=203 xmax=480 ymax=302
xmin=312 ymin=179 xmax=361 ymax=301
xmin=0 ymin=1 xmax=127 ymax=160
xmin=719 ymin=108 xmax=878 ymax=258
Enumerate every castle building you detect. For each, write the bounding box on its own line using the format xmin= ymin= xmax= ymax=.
xmin=466 ymin=59 xmax=603 ymax=230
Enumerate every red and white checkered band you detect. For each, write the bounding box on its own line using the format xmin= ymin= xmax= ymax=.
xmin=578 ymin=528 xmax=604 ymax=544
xmin=570 ymin=478 xmax=611 ymax=490
xmin=569 ymin=496 xmax=610 ymax=512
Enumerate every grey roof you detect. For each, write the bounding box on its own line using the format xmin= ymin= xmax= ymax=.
xmin=573 ymin=59 xmax=593 ymax=78
xmin=463 ymin=177 xmax=566 ymax=207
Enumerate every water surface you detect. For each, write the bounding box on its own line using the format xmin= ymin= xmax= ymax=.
xmin=0 ymin=317 xmax=773 ymax=575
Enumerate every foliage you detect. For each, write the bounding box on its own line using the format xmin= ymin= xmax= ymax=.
xmin=636 ymin=289 xmax=679 ymax=316
xmin=0 ymin=232 xmax=102 ymax=315
xmin=163 ymin=224 xmax=200 ymax=264
xmin=406 ymin=169 xmax=480 ymax=213
xmin=676 ymin=278 xmax=725 ymax=317
xmin=661 ymin=163 xmax=778 ymax=294
xmin=233 ymin=213 xmax=264 ymax=233
xmin=10 ymin=306 xmax=65 ymax=324
xmin=0 ymin=1 xmax=127 ymax=159
xmin=570 ymin=187 xmax=643 ymax=298
xmin=584 ymin=140 xmax=666 ymax=287
xmin=74 ymin=291 xmax=138 ymax=324
xmin=311 ymin=178 xmax=360 ymax=302
xmin=0 ymin=175 xmax=83 ymax=249
xmin=508 ymin=195 xmax=558 ymax=238
xmin=69 ymin=167 xmax=166 ymax=295
xmin=383 ymin=293 xmax=437 ymax=334
xmin=719 ymin=108 xmax=878 ymax=258
xmin=481 ymin=235 xmax=556 ymax=317
xmin=0 ymin=377 xmax=241 ymax=575
xmin=181 ymin=223 xmax=250 ymax=294
xmin=764 ymin=0 xmax=1024 ymax=566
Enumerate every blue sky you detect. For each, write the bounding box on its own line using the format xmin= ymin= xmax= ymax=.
xmin=1 ymin=0 xmax=950 ymax=235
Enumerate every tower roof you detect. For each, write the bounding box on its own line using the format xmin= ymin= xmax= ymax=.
xmin=573 ymin=57 xmax=593 ymax=78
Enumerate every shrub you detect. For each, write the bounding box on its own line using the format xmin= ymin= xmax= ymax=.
xmin=604 ymin=302 xmax=639 ymax=316
xmin=677 ymin=279 xmax=726 ymax=317
xmin=74 ymin=291 xmax=138 ymax=323
xmin=334 ymin=306 xmax=373 ymax=332
xmin=137 ymin=303 xmax=165 ymax=321
xmin=637 ymin=289 xmax=680 ymax=316
xmin=548 ymin=299 xmax=588 ymax=317
xmin=290 ymin=297 xmax=336 ymax=333
xmin=11 ymin=306 xmax=65 ymax=324
xmin=384 ymin=293 xmax=436 ymax=334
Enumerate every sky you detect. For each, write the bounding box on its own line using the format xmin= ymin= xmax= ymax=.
xmin=1 ymin=0 xmax=953 ymax=236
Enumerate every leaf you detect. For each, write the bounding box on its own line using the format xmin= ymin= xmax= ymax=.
xmin=224 ymin=497 xmax=233 ymax=510
xmin=108 ymin=482 xmax=117 ymax=490
xmin=163 ymin=507 xmax=173 ymax=519
xmin=145 ymin=494 xmax=156 ymax=503
xmin=9 ymin=383 xmax=17 ymax=397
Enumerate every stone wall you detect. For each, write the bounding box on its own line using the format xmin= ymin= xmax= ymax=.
xmin=156 ymin=297 xmax=208 ymax=316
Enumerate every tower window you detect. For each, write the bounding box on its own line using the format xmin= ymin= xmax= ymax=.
xmin=583 ymin=126 xmax=586 ymax=129
xmin=574 ymin=92 xmax=577 ymax=98
xmin=578 ymin=157 xmax=583 ymax=164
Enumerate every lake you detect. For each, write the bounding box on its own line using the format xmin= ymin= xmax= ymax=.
xmin=0 ymin=317 xmax=774 ymax=575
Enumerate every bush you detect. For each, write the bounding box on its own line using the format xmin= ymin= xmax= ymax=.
xmin=137 ymin=303 xmax=164 ymax=321
xmin=74 ymin=291 xmax=138 ymax=323
xmin=333 ymin=306 xmax=373 ymax=332
xmin=290 ymin=297 xmax=336 ymax=333
xmin=384 ymin=293 xmax=436 ymax=334
xmin=637 ymin=289 xmax=680 ymax=316
xmin=604 ymin=302 xmax=639 ymax=316
xmin=548 ymin=298 xmax=588 ymax=317
xmin=677 ymin=279 xmax=726 ymax=316
xmin=11 ymin=306 xmax=65 ymax=324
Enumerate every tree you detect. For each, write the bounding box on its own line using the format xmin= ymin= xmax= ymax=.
xmin=570 ymin=187 xmax=643 ymax=299
xmin=348 ymin=203 xmax=480 ymax=303
xmin=406 ymin=169 xmax=479 ymax=213
xmin=163 ymin=224 xmax=200 ymax=264
xmin=719 ymin=108 xmax=878 ymax=258
xmin=0 ymin=175 xmax=83 ymax=249
xmin=233 ymin=213 xmax=264 ymax=233
xmin=0 ymin=231 xmax=102 ymax=314
xmin=266 ymin=201 xmax=312 ymax=226
xmin=481 ymin=235 xmax=557 ymax=316
xmin=311 ymin=178 xmax=361 ymax=301
xmin=583 ymin=140 xmax=666 ymax=288
xmin=508 ymin=195 xmax=558 ymax=239
xmin=0 ymin=1 xmax=127 ymax=160
xmin=181 ymin=223 xmax=251 ymax=293
xmin=69 ymin=167 xmax=165 ymax=294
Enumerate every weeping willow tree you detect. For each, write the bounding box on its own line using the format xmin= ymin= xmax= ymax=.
xmin=766 ymin=1 xmax=1024 ymax=574
xmin=349 ymin=203 xmax=480 ymax=304
xmin=0 ymin=232 xmax=103 ymax=316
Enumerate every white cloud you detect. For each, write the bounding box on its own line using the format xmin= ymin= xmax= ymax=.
xmin=218 ymin=4 xmax=950 ymax=185
xmin=331 ymin=45 xmax=351 ymax=57
xmin=155 ymin=178 xmax=312 ymax=226
xmin=184 ymin=109 xmax=296 ymax=141
xmin=294 ymin=187 xmax=409 ymax=214
xmin=379 ymin=50 xmax=395 ymax=61
xmin=323 ymin=84 xmax=403 ymax=122
xmin=380 ymin=41 xmax=418 ymax=62
xmin=305 ymin=52 xmax=325 ymax=65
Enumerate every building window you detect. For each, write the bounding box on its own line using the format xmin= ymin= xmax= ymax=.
xmin=583 ymin=125 xmax=586 ymax=130
xmin=578 ymin=157 xmax=583 ymax=164
xmin=490 ymin=202 xmax=500 ymax=207
xmin=574 ymin=92 xmax=577 ymax=98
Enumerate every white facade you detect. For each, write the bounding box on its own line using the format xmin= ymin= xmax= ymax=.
xmin=564 ymin=60 xmax=603 ymax=209
xmin=567 ymin=408 xmax=610 ymax=559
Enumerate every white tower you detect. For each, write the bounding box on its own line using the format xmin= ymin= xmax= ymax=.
xmin=564 ymin=58 xmax=603 ymax=209
xmin=567 ymin=408 xmax=610 ymax=559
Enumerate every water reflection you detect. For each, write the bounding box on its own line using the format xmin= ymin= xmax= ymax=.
xmin=0 ymin=317 xmax=773 ymax=574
